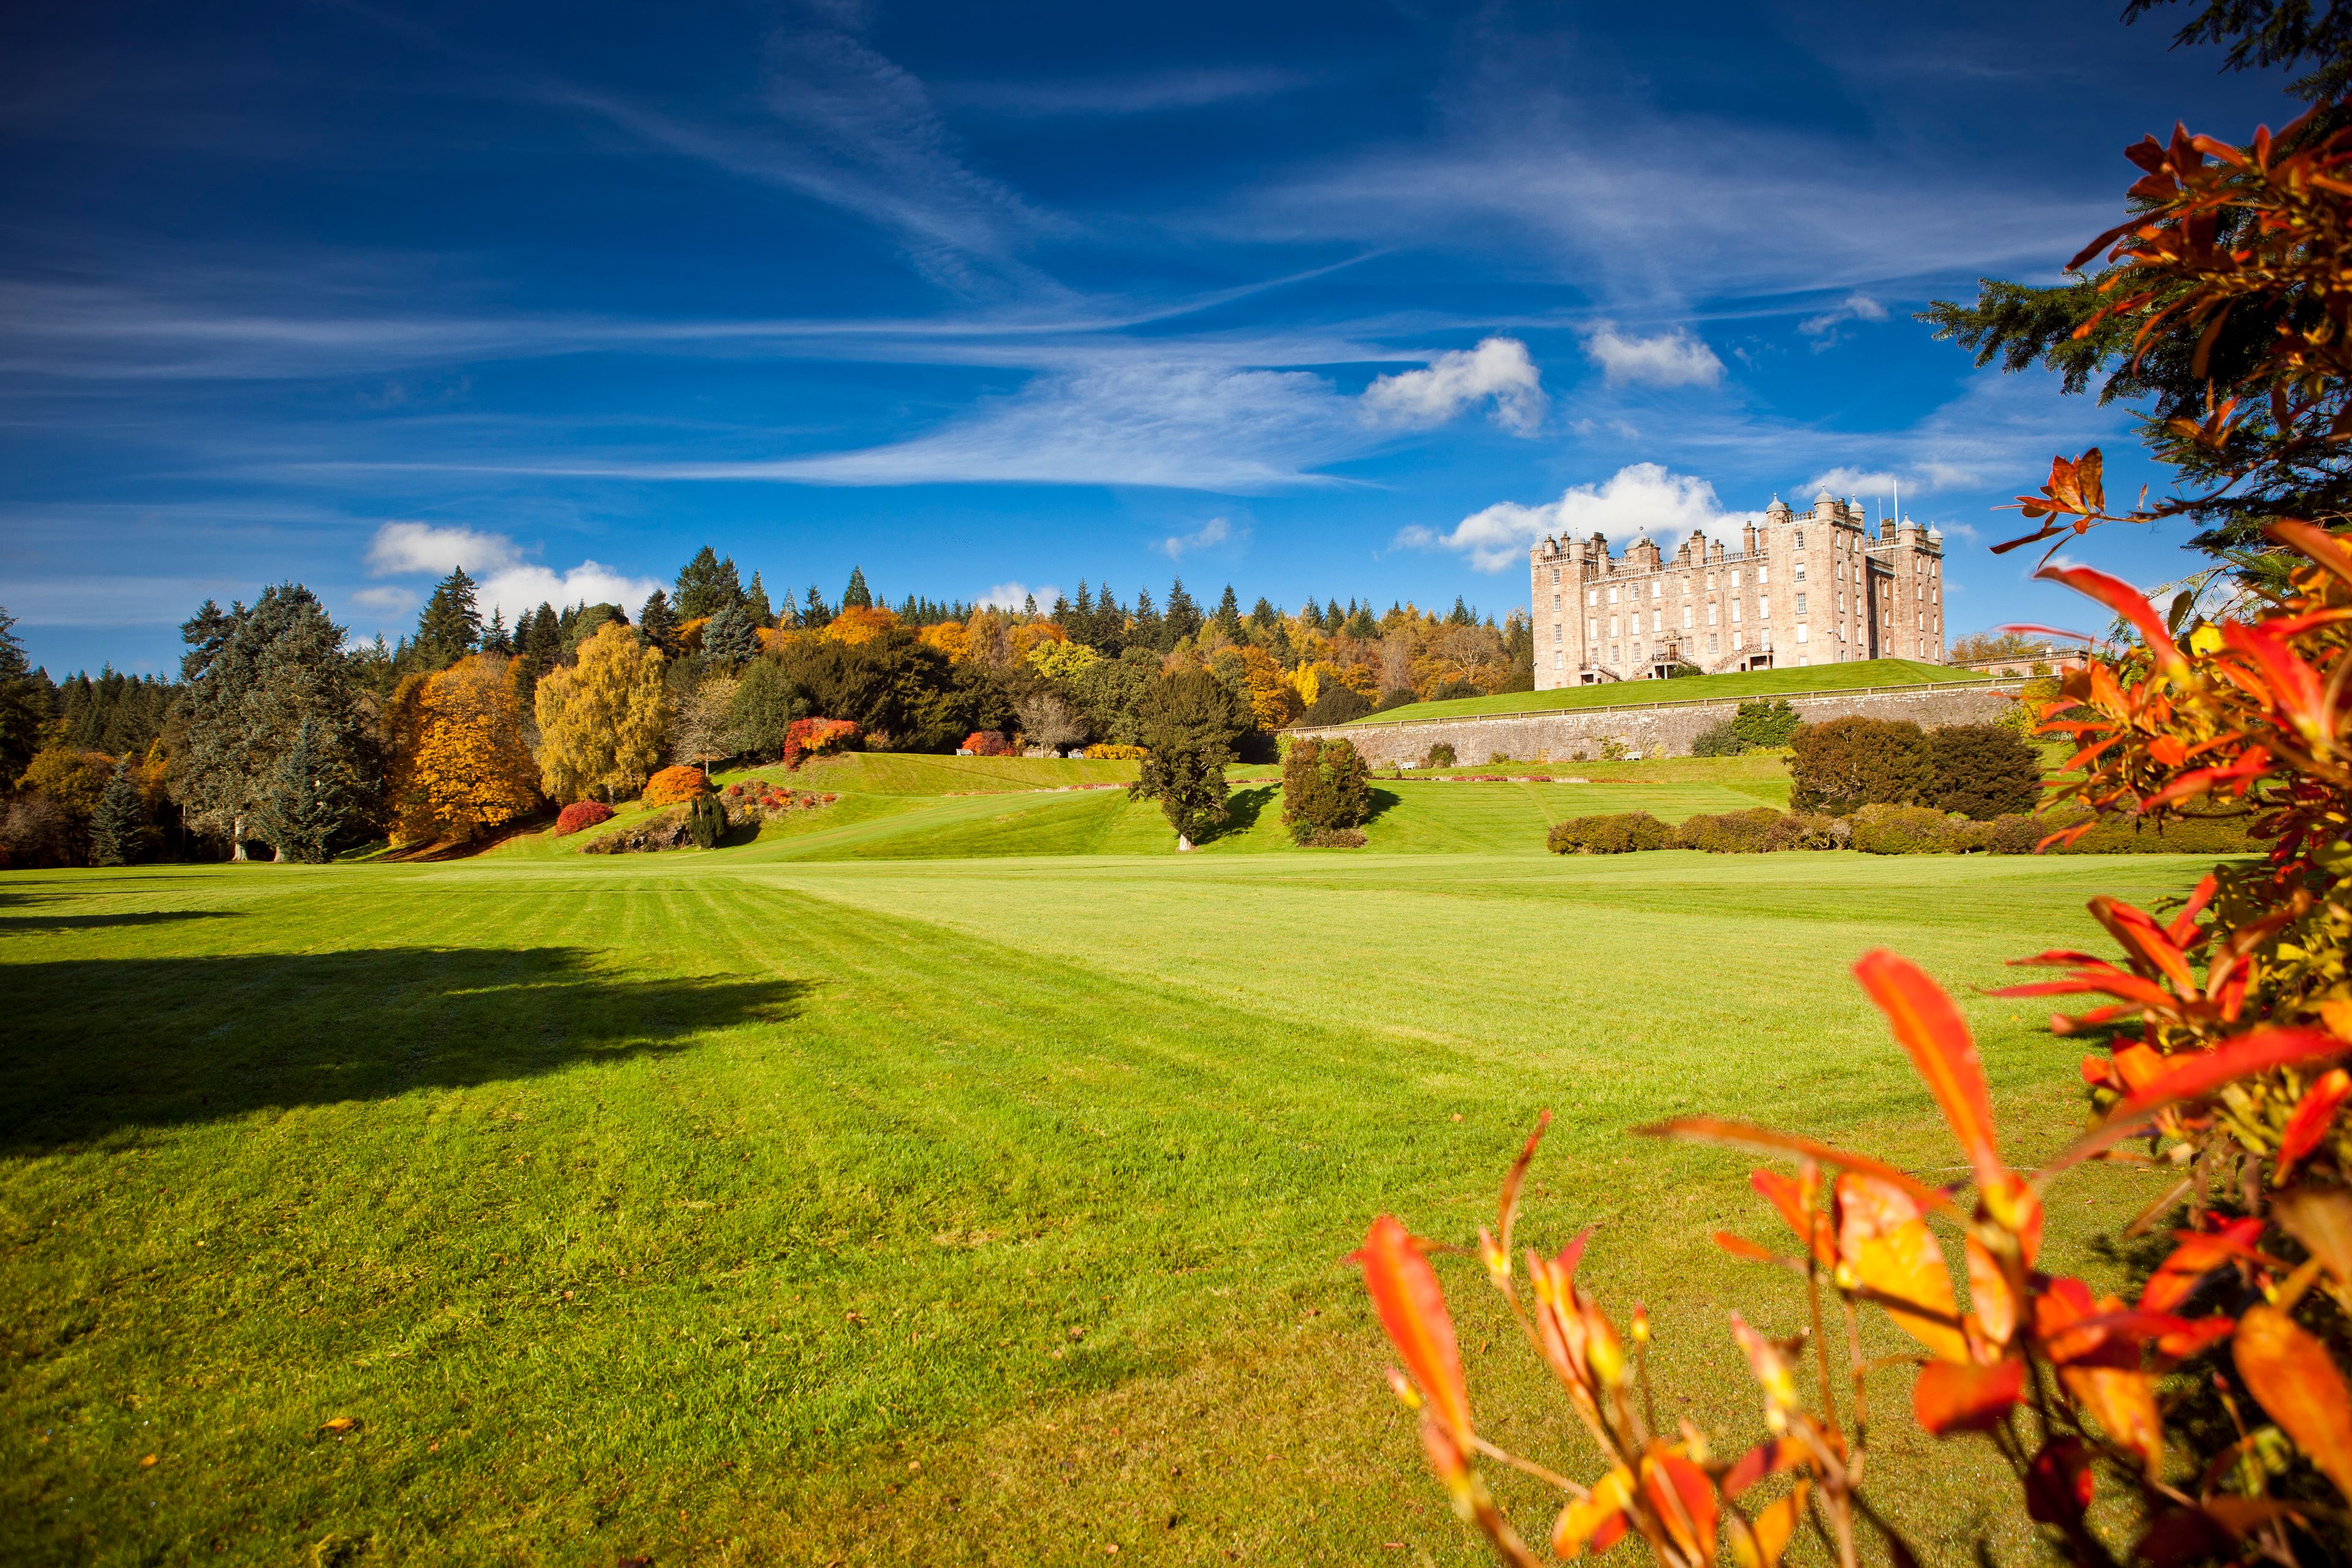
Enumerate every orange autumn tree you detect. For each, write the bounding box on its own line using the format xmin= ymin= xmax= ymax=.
xmin=388 ymin=652 xmax=541 ymax=843
xmin=1355 ymin=106 xmax=2352 ymax=1567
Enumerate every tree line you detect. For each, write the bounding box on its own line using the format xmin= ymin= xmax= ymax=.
xmin=0 ymin=549 xmax=1534 ymax=866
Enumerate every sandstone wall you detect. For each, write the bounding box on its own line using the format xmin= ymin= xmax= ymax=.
xmin=1292 ymin=680 xmax=2015 ymax=766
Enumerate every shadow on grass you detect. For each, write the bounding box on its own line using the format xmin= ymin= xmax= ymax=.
xmin=0 ymin=908 xmax=239 ymax=933
xmin=1363 ymin=786 xmax=1402 ymax=825
xmin=0 ymin=945 xmax=809 ymax=1150
xmin=1208 ymin=784 xmax=1277 ymax=842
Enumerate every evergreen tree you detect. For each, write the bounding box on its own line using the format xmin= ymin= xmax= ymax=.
xmin=413 ymin=567 xmax=482 ymax=669
xmin=1071 ymin=581 xmax=1093 ymax=635
xmin=703 ymin=601 xmax=760 ymax=669
xmin=673 ymin=547 xmax=744 ymax=621
xmin=842 ymin=566 xmax=873 ymax=610
xmin=480 ymin=607 xmax=513 ymax=657
xmin=1248 ymin=596 xmax=1281 ymax=635
xmin=639 ymin=589 xmax=682 ymax=657
xmin=1023 ymin=592 xmax=1038 ymax=616
xmin=1133 ymin=586 xmax=1163 ymax=650
xmin=745 ymin=572 xmax=776 ymax=628
xmin=255 ymin=715 xmax=361 ymax=863
xmin=1214 ymin=585 xmax=1242 ymax=635
xmin=1447 ymin=596 xmax=1473 ymax=627
xmin=1345 ymin=603 xmax=1379 ymax=639
xmin=1163 ymin=579 xmax=1201 ymax=646
xmin=88 ymin=758 xmax=150 ymax=867
xmin=803 ymin=586 xmax=831 ymax=628
xmin=1129 ymin=669 xmax=1247 ymax=846
xmin=1049 ymin=591 xmax=1071 ymax=624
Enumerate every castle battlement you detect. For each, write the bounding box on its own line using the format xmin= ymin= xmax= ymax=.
xmin=1529 ymin=488 xmax=1945 ymax=688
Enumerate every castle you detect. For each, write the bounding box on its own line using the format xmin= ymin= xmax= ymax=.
xmin=1528 ymin=489 xmax=1946 ymax=690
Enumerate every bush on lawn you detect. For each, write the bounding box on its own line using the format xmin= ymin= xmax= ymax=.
xmin=1281 ymin=737 xmax=1372 ymax=845
xmin=1929 ymin=722 xmax=2043 ymax=819
xmin=552 ymin=801 xmax=614 ymax=837
xmin=1849 ymin=802 xmax=1962 ymax=854
xmin=1763 ymin=810 xmax=1845 ymax=851
xmin=1421 ymin=742 xmax=1456 ymax=769
xmin=1672 ymin=807 xmax=1779 ymax=852
xmin=1294 ymin=827 xmax=1366 ymax=848
xmin=1732 ymin=697 xmax=1802 ymax=750
xmin=1689 ymin=720 xmax=1744 ymax=756
xmin=783 ymin=717 xmax=859 ymax=767
xmin=961 ymin=729 xmax=1014 ymax=756
xmin=1083 ymin=743 xmax=1148 ymax=760
xmin=642 ymin=765 xmax=709 ymax=807
xmin=1300 ymin=684 xmax=1374 ymax=726
xmin=1545 ymin=811 xmax=1670 ymax=854
xmin=1787 ymin=715 xmax=1934 ymax=813
xmin=686 ymin=792 xmax=726 ymax=849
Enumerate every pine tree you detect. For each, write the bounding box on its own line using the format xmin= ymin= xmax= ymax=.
xmin=88 ymin=758 xmax=149 ymax=866
xmin=1346 ymin=604 xmax=1378 ymax=639
xmin=1133 ymin=586 xmax=1161 ymax=650
xmin=1448 ymin=596 xmax=1472 ymax=627
xmin=480 ymin=607 xmax=512 ymax=657
xmin=675 ymin=548 xmax=744 ymax=621
xmin=0 ymin=608 xmax=56 ymax=787
xmin=745 ymin=572 xmax=776 ymax=628
xmin=255 ymin=715 xmax=361 ymax=863
xmin=1163 ymin=580 xmax=1200 ymax=646
xmin=703 ymin=602 xmax=760 ymax=669
xmin=639 ymin=590 xmax=682 ymax=657
xmin=842 ymin=567 xmax=873 ymax=610
xmin=413 ymin=568 xmax=482 ymax=669
xmin=1215 ymin=585 xmax=1242 ymax=635
xmin=803 ymin=586 xmax=831 ymax=629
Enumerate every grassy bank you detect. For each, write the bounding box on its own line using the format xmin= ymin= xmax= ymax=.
xmin=1352 ymin=656 xmax=1982 ymax=725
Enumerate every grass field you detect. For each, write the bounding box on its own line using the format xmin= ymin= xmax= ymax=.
xmin=1 ymin=761 xmax=2225 ymax=1565
xmin=1354 ymin=657 xmax=1983 ymax=725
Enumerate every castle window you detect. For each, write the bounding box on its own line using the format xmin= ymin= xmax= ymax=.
xmin=1608 ymin=616 xmax=1619 ymax=636
xmin=1796 ymin=593 xmax=1808 ymax=616
xmin=1551 ymin=566 xmax=1561 ymax=585
xmin=1607 ymin=586 xmax=1618 ymax=605
xmin=1651 ymin=581 xmax=1662 ymax=598
xmin=1588 ymin=619 xmax=1597 ymax=640
xmin=1796 ymin=624 xmax=1809 ymax=644
xmin=1587 ymin=588 xmax=1598 ymax=606
xmin=1553 ymin=624 xmax=1562 ymax=644
xmin=1708 ymin=633 xmax=1718 ymax=653
xmin=1553 ymin=651 xmax=1564 ymax=669
xmin=1708 ymin=604 xmax=1718 ymax=625
xmin=1682 ymin=606 xmax=1693 ymax=629
xmin=1651 ymin=609 xmax=1662 ymax=632
xmin=1732 ymin=601 xmax=1741 ymax=622
xmin=1794 ymin=562 xmax=1806 ymax=581
xmin=1733 ymin=630 xmax=1743 ymax=650
xmin=1795 ymin=530 xmax=1805 ymax=548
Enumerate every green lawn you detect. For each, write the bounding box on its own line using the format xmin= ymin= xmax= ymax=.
xmin=0 ymin=766 xmax=2225 ymax=1565
xmin=1352 ymin=656 xmax=1983 ymax=724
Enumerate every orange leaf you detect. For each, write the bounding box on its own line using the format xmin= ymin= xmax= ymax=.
xmin=2276 ymin=1068 xmax=2351 ymax=1180
xmin=2141 ymin=1218 xmax=2265 ymax=1313
xmin=1912 ymin=1357 xmax=2024 ymax=1436
xmin=1552 ymin=1467 xmax=1634 ymax=1559
xmin=1643 ymin=1118 xmax=1963 ymax=1219
xmin=1641 ymin=1446 xmax=1720 ymax=1566
xmin=1721 ymin=1437 xmax=1807 ymax=1499
xmin=1853 ymin=951 xmax=2006 ymax=1199
xmin=2035 ymin=563 xmax=2186 ymax=676
xmin=2041 ymin=1028 xmax=2346 ymax=1175
xmin=1743 ymin=1481 xmax=1808 ymax=1568
xmin=2025 ymin=1438 xmax=2094 ymax=1526
xmin=2235 ymin=1303 xmax=2352 ymax=1500
xmin=1835 ymin=1174 xmax=1969 ymax=1362
xmin=2272 ymin=1188 xmax=2352 ymax=1284
xmin=1351 ymin=1216 xmax=1473 ymax=1441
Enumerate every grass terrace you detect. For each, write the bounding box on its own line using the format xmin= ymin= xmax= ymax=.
xmin=1348 ymin=656 xmax=1988 ymax=725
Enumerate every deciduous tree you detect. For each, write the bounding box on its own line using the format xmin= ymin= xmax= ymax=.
xmin=533 ymin=622 xmax=669 ymax=804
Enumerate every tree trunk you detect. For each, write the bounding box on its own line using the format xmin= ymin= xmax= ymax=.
xmin=230 ymin=813 xmax=247 ymax=862
xmin=1177 ymin=834 xmax=1194 ymax=852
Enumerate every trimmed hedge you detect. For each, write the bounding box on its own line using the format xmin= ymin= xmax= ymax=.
xmin=1788 ymin=717 xmax=1933 ymax=813
xmin=1929 ymin=723 xmax=2041 ymax=819
xmin=1542 ymin=804 xmax=2263 ymax=858
xmin=1547 ymin=812 xmax=1672 ymax=854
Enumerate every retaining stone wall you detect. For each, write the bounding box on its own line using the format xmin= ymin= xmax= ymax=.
xmin=1292 ymin=683 xmax=2017 ymax=766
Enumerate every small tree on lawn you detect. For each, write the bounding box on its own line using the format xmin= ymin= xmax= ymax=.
xmin=1131 ymin=668 xmax=1245 ymax=846
xmin=88 ymin=758 xmax=151 ymax=866
xmin=1281 ymin=737 xmax=1371 ymax=844
xmin=1928 ymin=722 xmax=2042 ymax=820
xmin=1786 ymin=716 xmax=1933 ymax=813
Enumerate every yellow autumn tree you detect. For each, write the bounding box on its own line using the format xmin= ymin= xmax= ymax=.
xmin=1237 ymin=645 xmax=1301 ymax=730
xmin=533 ymin=622 xmax=669 ymax=804
xmin=407 ymin=654 xmax=541 ymax=840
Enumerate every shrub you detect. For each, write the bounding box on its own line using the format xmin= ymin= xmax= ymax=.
xmin=1688 ymin=719 xmax=1743 ymax=757
xmin=1731 ymin=697 xmax=1801 ymax=750
xmin=961 ymin=729 xmax=1014 ymax=756
xmin=685 ymin=792 xmax=726 ymax=849
xmin=1545 ymin=811 xmax=1670 ymax=854
xmin=1373 ymin=688 xmax=1416 ymax=712
xmin=1980 ymin=812 xmax=2045 ymax=854
xmin=1282 ymin=737 xmax=1373 ymax=845
xmin=1929 ymin=722 xmax=2042 ymax=819
xmin=553 ymin=800 xmax=614 ymax=837
xmin=1597 ymin=737 xmax=1630 ymax=761
xmin=581 ymin=805 xmax=691 ymax=854
xmin=1763 ymin=810 xmax=1844 ymax=851
xmin=1672 ymin=807 xmax=1778 ymax=852
xmin=1421 ymin=742 xmax=1456 ymax=769
xmin=1849 ymin=802 xmax=1961 ymax=854
xmin=1786 ymin=715 xmax=1933 ymax=813
xmin=642 ymin=765 xmax=709 ymax=807
xmin=1294 ymin=827 xmax=1366 ymax=848
xmin=782 ymin=717 xmax=859 ymax=767
xmin=1082 ymin=743 xmax=1148 ymax=760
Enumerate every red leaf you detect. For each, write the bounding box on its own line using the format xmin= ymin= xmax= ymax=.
xmin=2235 ymin=1303 xmax=2352 ymax=1499
xmin=1912 ymin=1357 xmax=2024 ymax=1436
xmin=1351 ymin=1216 xmax=1474 ymax=1441
xmin=2035 ymin=563 xmax=2186 ymax=676
xmin=1853 ymin=951 xmax=2007 ymax=1199
xmin=1640 ymin=1118 xmax=1963 ymax=1219
xmin=2041 ymin=1028 xmax=2346 ymax=1175
xmin=2141 ymin=1218 xmax=2266 ymax=1313
xmin=2026 ymin=1438 xmax=2094 ymax=1526
xmin=2276 ymin=1068 xmax=2351 ymax=1180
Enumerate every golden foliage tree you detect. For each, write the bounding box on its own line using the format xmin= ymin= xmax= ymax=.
xmin=533 ymin=623 xmax=669 ymax=804
xmin=409 ymin=654 xmax=541 ymax=840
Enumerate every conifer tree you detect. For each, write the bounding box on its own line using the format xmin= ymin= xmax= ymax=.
xmin=802 ymin=586 xmax=831 ymax=628
xmin=412 ymin=567 xmax=481 ymax=669
xmin=1023 ymin=592 xmax=1038 ymax=616
xmin=842 ymin=567 xmax=873 ymax=610
xmin=0 ymin=608 xmax=54 ymax=787
xmin=1133 ymin=586 xmax=1162 ymax=650
xmin=1214 ymin=585 xmax=1242 ymax=635
xmin=480 ymin=606 xmax=512 ymax=657
xmin=255 ymin=714 xmax=365 ymax=862
xmin=88 ymin=758 xmax=149 ymax=866
xmin=702 ymin=602 xmax=760 ymax=670
xmin=674 ymin=547 xmax=744 ymax=621
xmin=1162 ymin=580 xmax=1200 ymax=646
xmin=745 ymin=572 xmax=776 ymax=627
xmin=638 ymin=590 xmax=682 ymax=657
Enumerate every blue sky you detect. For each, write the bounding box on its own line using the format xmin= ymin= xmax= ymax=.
xmin=0 ymin=0 xmax=2302 ymax=674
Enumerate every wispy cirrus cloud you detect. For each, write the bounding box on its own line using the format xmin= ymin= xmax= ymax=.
xmin=934 ymin=65 xmax=1317 ymax=118
xmin=1159 ymin=515 xmax=1237 ymax=559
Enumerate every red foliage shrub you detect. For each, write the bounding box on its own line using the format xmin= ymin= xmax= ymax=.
xmin=552 ymin=800 xmax=614 ymax=837
xmin=782 ymin=717 xmax=858 ymax=767
xmin=961 ymin=729 xmax=1014 ymax=756
xmin=641 ymin=765 xmax=709 ymax=807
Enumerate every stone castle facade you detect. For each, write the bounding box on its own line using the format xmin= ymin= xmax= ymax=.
xmin=1529 ymin=489 xmax=1947 ymax=690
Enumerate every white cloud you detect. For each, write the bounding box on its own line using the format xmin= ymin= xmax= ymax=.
xmin=366 ymin=521 xmax=521 ymax=577
xmin=1799 ymin=292 xmax=1891 ymax=347
xmin=935 ymin=66 xmax=1315 ymax=118
xmin=1361 ymin=337 xmax=1545 ymax=434
xmin=1582 ymin=325 xmax=1723 ymax=388
xmin=349 ymin=585 xmax=418 ymax=612
xmin=477 ymin=561 xmax=660 ymax=622
xmin=976 ymin=581 xmax=1060 ymax=610
xmin=1160 ymin=516 xmax=1235 ymax=559
xmin=1398 ymin=462 xmax=1763 ymax=573
xmin=1807 ymin=466 xmax=1904 ymax=498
